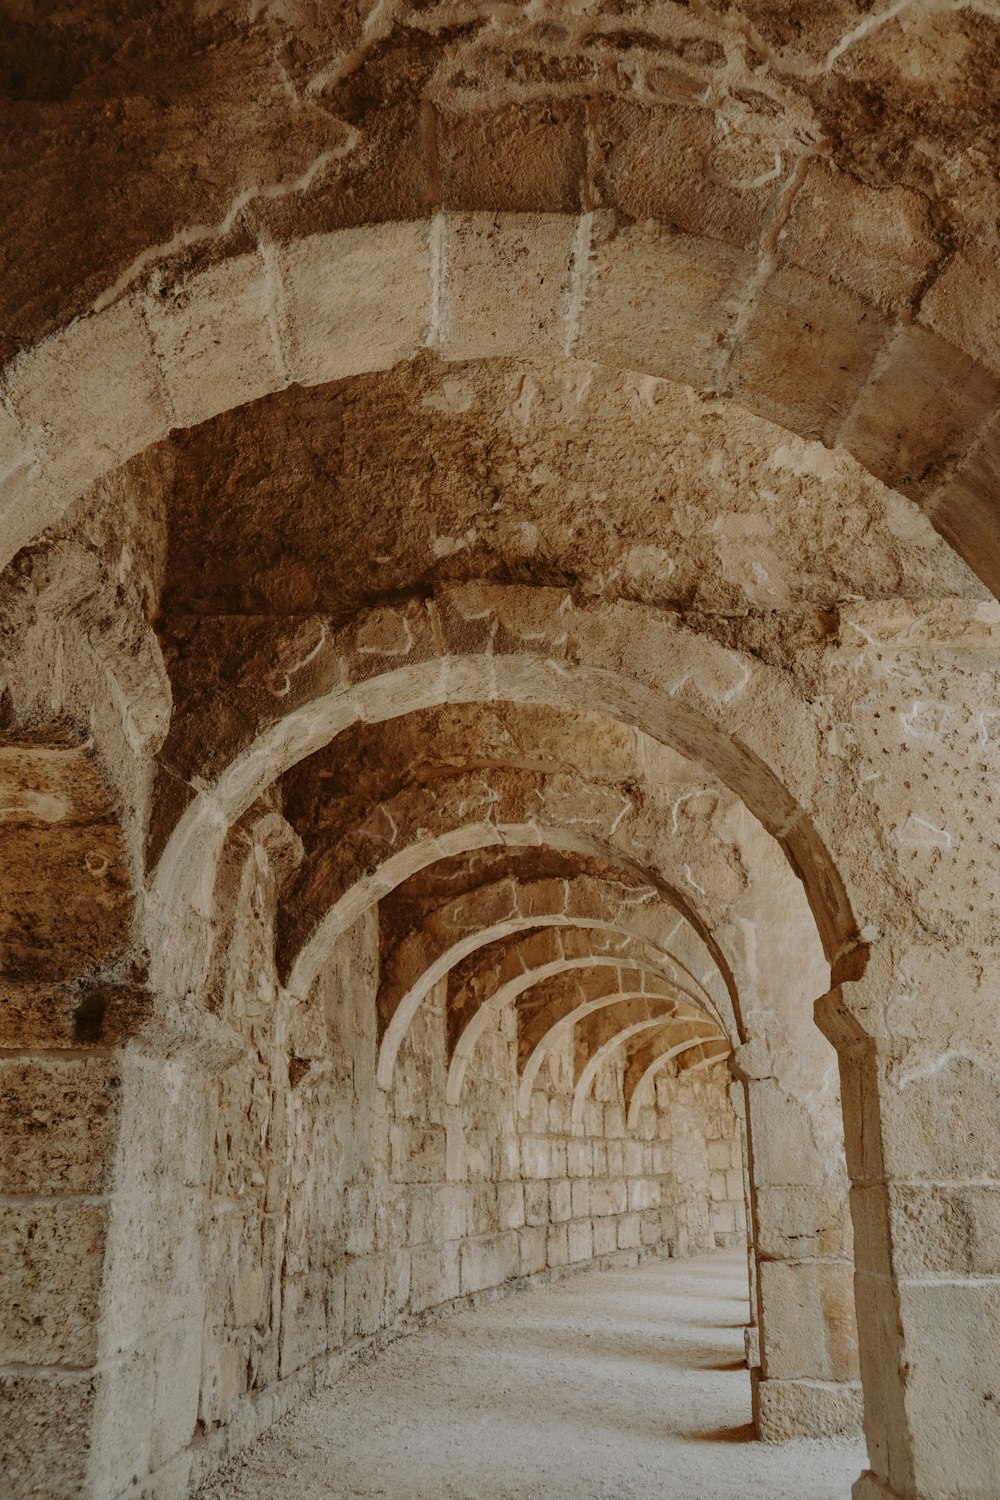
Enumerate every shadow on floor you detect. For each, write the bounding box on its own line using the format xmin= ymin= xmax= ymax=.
xmin=678 ymin=1423 xmax=756 ymax=1444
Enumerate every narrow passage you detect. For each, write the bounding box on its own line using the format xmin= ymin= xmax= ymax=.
xmin=198 ymin=1251 xmax=865 ymax=1499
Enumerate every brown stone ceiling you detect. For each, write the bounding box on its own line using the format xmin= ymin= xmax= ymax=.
xmin=2 ymin=1 xmax=998 ymax=361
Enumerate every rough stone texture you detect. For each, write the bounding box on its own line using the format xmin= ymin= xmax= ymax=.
xmin=1 ymin=11 xmax=999 ymax=1500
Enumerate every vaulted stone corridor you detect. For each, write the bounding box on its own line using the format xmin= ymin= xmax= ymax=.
xmin=1 ymin=5 xmax=999 ymax=1499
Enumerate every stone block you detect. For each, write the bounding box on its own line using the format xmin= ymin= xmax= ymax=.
xmin=0 ymin=1203 xmax=107 ymax=1366
xmin=595 ymin=99 xmax=779 ymax=251
xmin=529 ymin=1090 xmax=548 ymax=1133
xmin=0 ymin=410 xmax=59 ymax=572
xmin=758 ymin=1259 xmax=859 ymax=1383
xmin=706 ymin=1139 xmax=732 ymax=1171
xmin=434 ymin=1182 xmax=470 ymax=1242
xmin=851 ymin=1476 xmax=901 ymax=1500
xmin=753 ymin=1371 xmax=864 ymax=1440
xmin=519 ymin=1226 xmax=548 ymax=1277
xmin=0 ymin=1056 xmax=122 ymax=1195
xmin=442 ymin=213 xmax=574 ymax=362
xmin=624 ymin=1140 xmax=644 ymax=1176
xmin=756 ymin=1185 xmax=850 ymax=1260
xmin=279 ymin=1273 xmax=328 ymax=1377
xmin=326 ymin=1266 xmax=346 ymax=1350
xmin=744 ymin=1080 xmax=823 ymax=1187
xmin=387 ymin=1250 xmax=411 ymax=1318
xmin=579 ymin=221 xmax=752 ymax=388
xmin=566 ymin=1137 xmax=592 ymax=1178
xmin=230 ymin=1250 xmax=266 ymax=1330
xmin=921 ymin=243 xmax=1000 ymax=375
xmin=91 ymin=1351 xmax=158 ymax=1497
xmin=562 ymin=1217 xmax=590 ymax=1264
xmin=888 ymin=1183 xmax=1000 ymax=1277
xmin=436 ymin=101 xmax=585 ymax=214
xmin=199 ymin=1334 xmax=245 ymax=1430
xmin=145 ymin=255 xmax=283 ymax=429
xmin=711 ymin=1201 xmax=737 ymax=1235
xmin=8 ymin=296 xmax=167 ymax=502
xmin=731 ymin=265 xmax=889 ymax=444
xmin=895 ymin=1278 xmax=1000 ymax=1498
xmin=591 ymin=1179 xmax=628 ymax=1218
xmin=278 ymin=222 xmax=430 ymax=387
xmin=617 ymin=1214 xmax=642 ymax=1251
xmin=523 ymin=1180 xmax=549 ymax=1228
xmin=460 ymin=1232 xmax=519 ymax=1295
xmin=877 ymin=1052 xmax=1000 ymax=1183
xmin=520 ymin=1135 xmax=550 ymax=1180
xmin=549 ymin=1179 xmax=572 ymax=1224
xmin=839 ymin=323 xmax=1000 ymax=499
xmin=390 ymin=1120 xmax=447 ymax=1183
xmin=547 ymin=1222 xmax=569 ymax=1269
xmin=150 ymin=1325 xmax=201 ymax=1471
xmin=0 ymin=1371 xmax=95 ymax=1498
xmin=345 ymin=1254 xmax=386 ymax=1339
xmin=593 ymin=1217 xmax=618 ymax=1257
xmin=344 ymin=1182 xmax=377 ymax=1255
xmin=628 ymin=1178 xmax=660 ymax=1212
xmin=927 ymin=417 xmax=1000 ymax=596
xmin=410 ymin=1244 xmax=460 ymax=1313
xmin=570 ymin=1181 xmax=591 ymax=1218
xmin=497 ymin=1180 xmax=525 ymax=1231
xmin=640 ymin=1211 xmax=661 ymax=1248
xmin=779 ymin=162 xmax=939 ymax=312
xmin=467 ymin=1182 xmax=499 ymax=1237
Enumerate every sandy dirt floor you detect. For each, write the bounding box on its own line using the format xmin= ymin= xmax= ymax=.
xmin=196 ymin=1250 xmax=867 ymax=1500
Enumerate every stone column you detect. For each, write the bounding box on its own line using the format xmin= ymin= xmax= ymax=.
xmin=0 ymin=977 xmax=232 ymax=1500
xmin=0 ymin=979 xmax=157 ymax=1500
xmin=728 ymin=1080 xmax=759 ymax=1371
xmin=817 ymin=943 xmax=1000 ymax=1500
xmin=732 ymin=1039 xmax=863 ymax=1440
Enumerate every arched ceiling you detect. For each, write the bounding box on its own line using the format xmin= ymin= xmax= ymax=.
xmin=2 ymin=2 xmax=999 ymax=594
xmin=3 ymin=0 xmax=997 ymax=1136
xmin=2 ymin=0 xmax=998 ymax=355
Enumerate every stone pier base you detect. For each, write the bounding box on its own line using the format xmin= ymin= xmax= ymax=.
xmin=852 ymin=1474 xmax=904 ymax=1500
xmin=752 ymin=1370 xmax=864 ymax=1439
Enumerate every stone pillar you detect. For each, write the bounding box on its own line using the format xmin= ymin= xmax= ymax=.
xmin=732 ymin=1039 xmax=863 ymax=1440
xmin=0 ymin=979 xmax=156 ymax=1499
xmin=728 ymin=1080 xmax=758 ymax=1370
xmin=0 ymin=978 xmax=229 ymax=1500
xmin=817 ymin=943 xmax=1000 ymax=1500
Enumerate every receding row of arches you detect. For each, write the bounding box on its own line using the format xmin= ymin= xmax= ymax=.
xmin=2 ymin=182 xmax=999 ymax=1500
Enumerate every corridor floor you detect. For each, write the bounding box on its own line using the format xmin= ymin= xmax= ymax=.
xmin=196 ymin=1250 xmax=867 ymax=1500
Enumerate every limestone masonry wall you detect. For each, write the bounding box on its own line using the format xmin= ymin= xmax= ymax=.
xmin=174 ymin=854 xmax=743 ymax=1493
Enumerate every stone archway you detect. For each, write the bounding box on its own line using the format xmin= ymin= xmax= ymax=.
xmin=3 ymin=23 xmax=1000 ymax=1487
